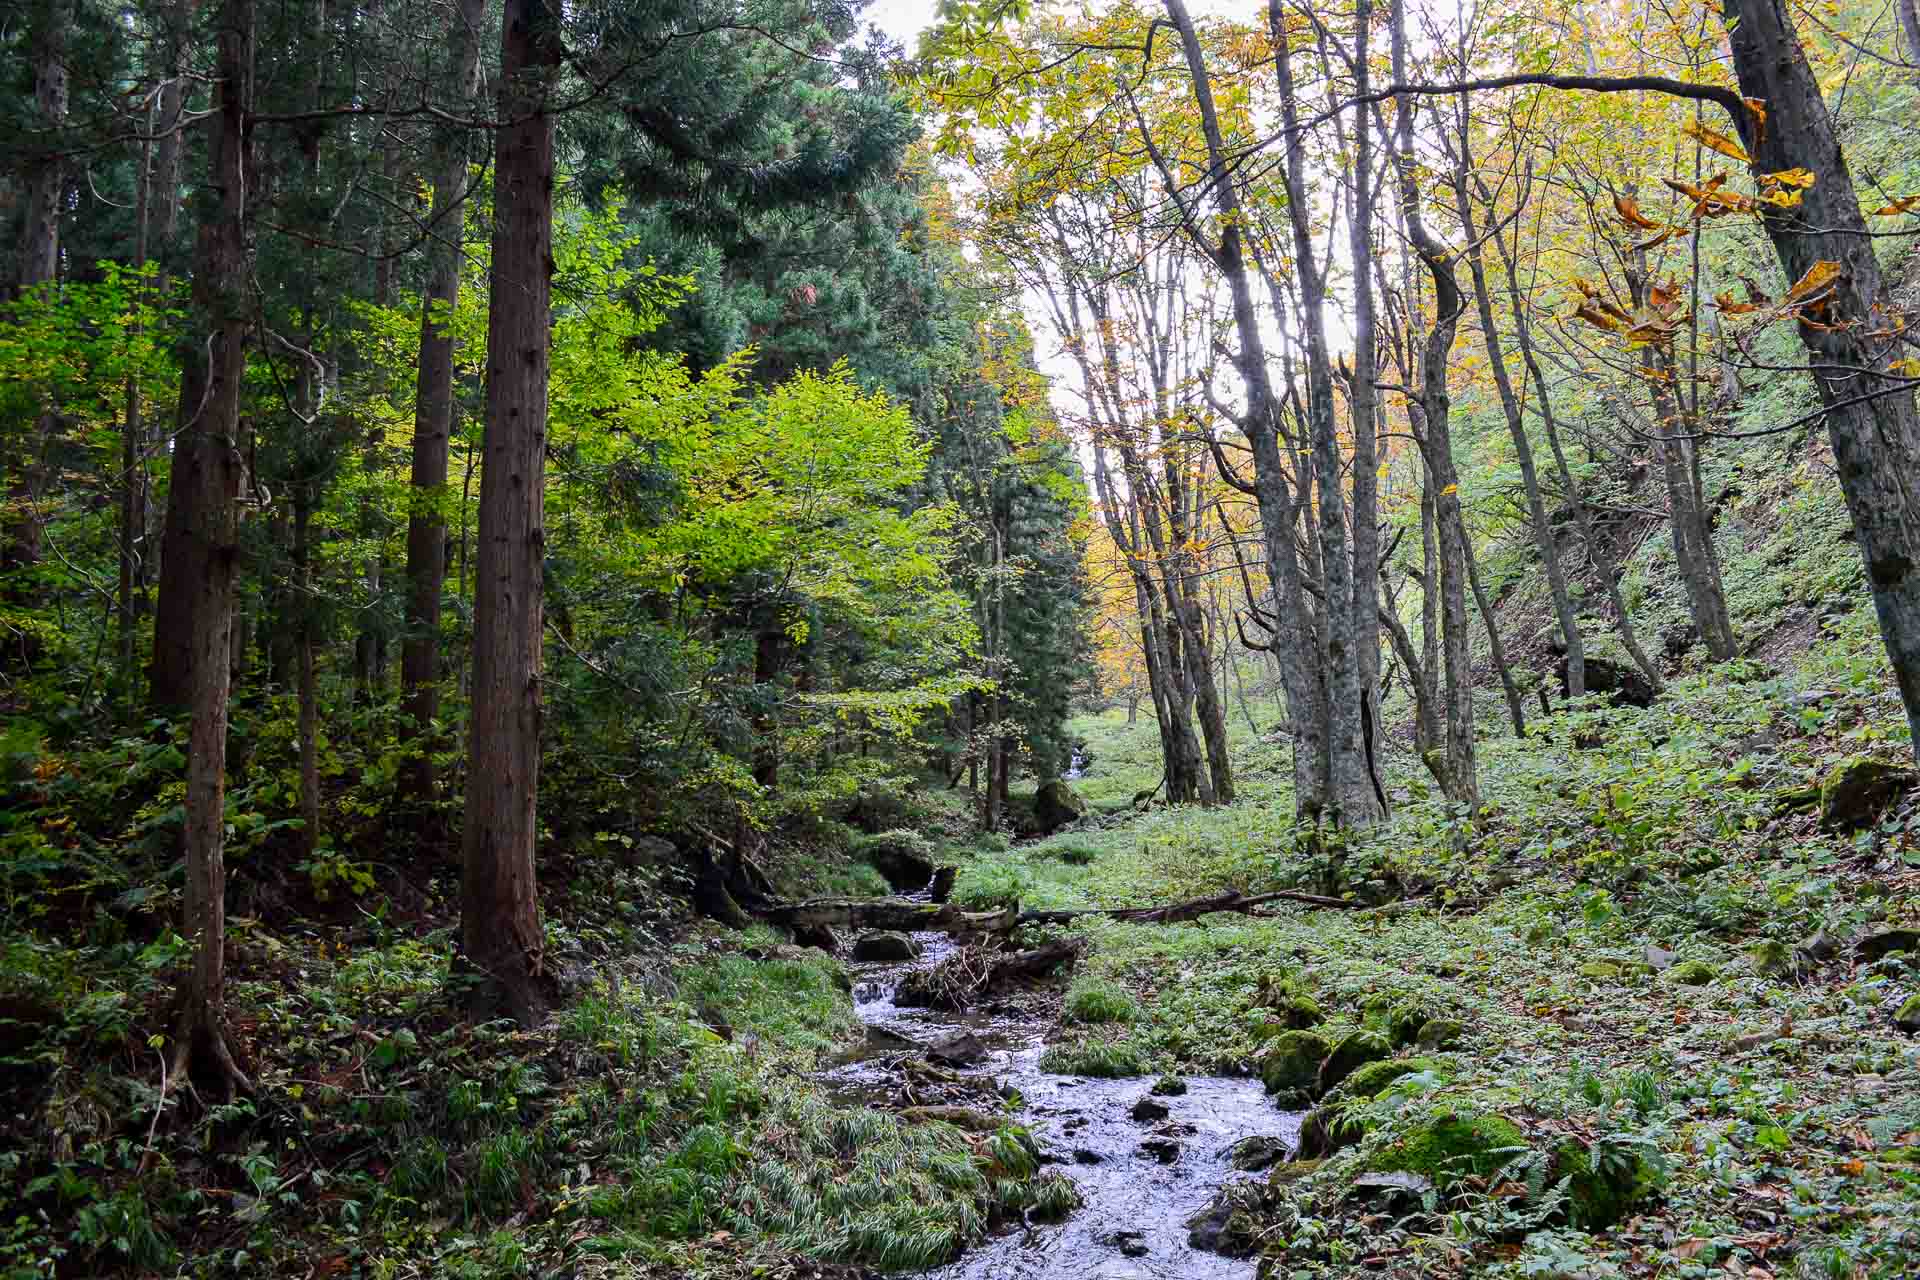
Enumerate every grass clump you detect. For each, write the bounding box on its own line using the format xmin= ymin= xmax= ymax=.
xmin=950 ymin=861 xmax=1034 ymax=910
xmin=1037 ymin=1037 xmax=1148 ymax=1077
xmin=1062 ymin=976 xmax=1139 ymax=1025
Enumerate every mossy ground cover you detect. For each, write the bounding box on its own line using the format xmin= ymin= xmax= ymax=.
xmin=950 ymin=643 xmax=1920 ymax=1277
xmin=0 ymin=840 xmax=1049 ymax=1280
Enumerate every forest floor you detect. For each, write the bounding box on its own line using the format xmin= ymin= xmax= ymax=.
xmin=924 ymin=664 xmax=1920 ymax=1280
xmin=7 ymin=609 xmax=1920 ymax=1278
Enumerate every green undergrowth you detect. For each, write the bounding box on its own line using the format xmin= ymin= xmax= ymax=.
xmin=985 ymin=625 xmax=1920 ymax=1275
xmin=0 ymin=902 xmax=1042 ymax=1279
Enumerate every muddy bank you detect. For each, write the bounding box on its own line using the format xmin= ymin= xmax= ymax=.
xmin=817 ymin=924 xmax=1303 ymax=1279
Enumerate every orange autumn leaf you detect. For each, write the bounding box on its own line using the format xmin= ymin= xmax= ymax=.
xmin=1716 ymin=292 xmax=1760 ymax=314
xmin=1872 ymin=194 xmax=1920 ymax=215
xmin=1683 ymin=118 xmax=1751 ymax=162
xmin=1785 ymin=260 xmax=1842 ymax=302
xmin=1614 ymin=195 xmax=1662 ymax=229
xmin=1744 ymin=97 xmax=1768 ymax=141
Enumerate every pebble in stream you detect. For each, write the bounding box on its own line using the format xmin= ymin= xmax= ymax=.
xmin=819 ymin=925 xmax=1304 ymax=1280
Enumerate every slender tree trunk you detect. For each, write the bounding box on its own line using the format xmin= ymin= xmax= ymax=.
xmin=1465 ymin=532 xmax=1526 ymax=734
xmin=463 ymin=0 xmax=562 ymax=1026
xmin=1271 ymin=0 xmax=1374 ymax=827
xmin=172 ymin=0 xmax=253 ymax=1098
xmin=1390 ymin=0 xmax=1478 ymax=811
xmin=1643 ymin=342 xmax=1737 ymax=659
xmin=4 ymin=0 xmax=71 ymax=589
xmin=295 ymin=486 xmax=320 ymax=859
xmin=1456 ymin=173 xmax=1585 ymax=697
xmin=1898 ymin=0 xmax=1920 ymax=69
xmin=1492 ymin=227 xmax=1663 ymax=694
xmin=1346 ymin=0 xmax=1388 ymax=819
xmin=1161 ymin=0 xmax=1329 ymax=819
xmin=400 ymin=0 xmax=488 ymax=815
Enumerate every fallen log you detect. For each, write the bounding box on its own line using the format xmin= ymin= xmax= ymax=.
xmin=897 ymin=1105 xmax=1005 ymax=1132
xmin=754 ymin=897 xmax=1019 ymax=934
xmin=1019 ymin=888 xmax=1369 ymax=927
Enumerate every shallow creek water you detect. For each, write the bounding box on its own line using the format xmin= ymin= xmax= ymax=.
xmin=814 ymin=927 xmax=1304 ymax=1280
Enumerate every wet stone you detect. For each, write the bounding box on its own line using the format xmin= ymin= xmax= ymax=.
xmin=1139 ymin=1136 xmax=1182 ymax=1163
xmin=1228 ymin=1134 xmax=1290 ymax=1172
xmin=1130 ymin=1096 xmax=1170 ymax=1122
xmin=927 ymin=1031 xmax=988 ymax=1067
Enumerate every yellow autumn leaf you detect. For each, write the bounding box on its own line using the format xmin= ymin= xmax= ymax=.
xmin=1681 ymin=118 xmax=1751 ymax=163
xmin=1439 ymin=484 xmax=1459 ymax=496
xmin=1762 ymin=168 xmax=1816 ymax=189
xmin=1892 ymin=357 xmax=1920 ymax=377
xmin=1784 ymin=260 xmax=1842 ymax=302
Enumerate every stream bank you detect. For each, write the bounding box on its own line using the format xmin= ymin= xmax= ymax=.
xmin=816 ymin=920 xmax=1304 ymax=1279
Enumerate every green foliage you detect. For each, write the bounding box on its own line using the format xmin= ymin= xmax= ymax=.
xmin=1036 ymin=1037 xmax=1148 ymax=1077
xmin=1061 ymin=977 xmax=1139 ymax=1025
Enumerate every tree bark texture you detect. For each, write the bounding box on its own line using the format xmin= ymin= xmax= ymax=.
xmin=173 ymin=0 xmax=253 ymax=1097
xmin=400 ymin=0 xmax=489 ymax=814
xmin=462 ymin=0 xmax=561 ymax=1026
xmin=1721 ymin=0 xmax=1920 ymax=753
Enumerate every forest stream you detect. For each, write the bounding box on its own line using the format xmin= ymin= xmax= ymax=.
xmin=815 ymin=904 xmax=1304 ymax=1280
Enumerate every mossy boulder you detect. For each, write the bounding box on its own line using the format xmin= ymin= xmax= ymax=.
xmin=1318 ymin=1028 xmax=1392 ymax=1095
xmin=1268 ymin=1157 xmax=1323 ymax=1190
xmin=1033 ymin=778 xmax=1089 ymax=834
xmin=1274 ymin=993 xmax=1325 ymax=1029
xmin=1748 ymin=939 xmax=1795 ymax=978
xmin=1663 ymin=959 xmax=1718 ymax=986
xmin=1551 ymin=1138 xmax=1664 ymax=1229
xmin=1361 ymin=995 xmax=1435 ymax=1046
xmin=1295 ymin=1104 xmax=1367 ymax=1159
xmin=857 ymin=830 xmax=938 ymax=892
xmin=1336 ymin=1056 xmax=1448 ymax=1101
xmin=1415 ymin=1018 xmax=1463 ymax=1050
xmin=1259 ymin=1029 xmax=1331 ymax=1100
xmin=1369 ymin=1107 xmax=1526 ymax=1191
xmin=1895 ymin=993 xmax=1920 ymax=1035
xmin=1579 ymin=961 xmax=1624 ymax=982
xmin=1819 ymin=757 xmax=1916 ymax=832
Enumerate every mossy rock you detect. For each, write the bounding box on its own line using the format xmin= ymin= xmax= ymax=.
xmin=1336 ymin=1056 xmax=1448 ymax=1102
xmin=1275 ymin=993 xmax=1325 ymax=1029
xmin=1748 ymin=939 xmax=1794 ymax=978
xmin=1896 ymin=993 xmax=1920 ymax=1035
xmin=1318 ymin=1028 xmax=1392 ymax=1095
xmin=1268 ymin=1157 xmax=1323 ymax=1189
xmin=1034 ymin=778 xmax=1090 ymax=834
xmin=1819 ymin=757 xmax=1916 ymax=832
xmin=1361 ymin=995 xmax=1433 ymax=1047
xmin=1551 ymin=1138 xmax=1664 ymax=1229
xmin=1663 ymin=959 xmax=1718 ymax=986
xmin=1415 ymin=1018 xmax=1463 ymax=1050
xmin=1295 ymin=1104 xmax=1367 ymax=1159
xmin=1578 ymin=961 xmax=1623 ymax=982
xmin=1370 ymin=1107 xmax=1526 ymax=1191
xmin=1259 ymin=1029 xmax=1331 ymax=1100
